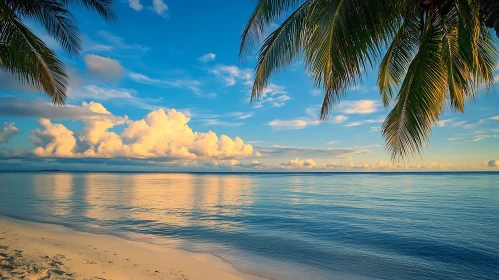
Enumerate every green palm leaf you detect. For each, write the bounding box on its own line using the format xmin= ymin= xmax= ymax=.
xmin=1 ymin=3 xmax=67 ymax=104
xmin=8 ymin=0 xmax=81 ymax=55
xmin=382 ymin=20 xmax=447 ymax=161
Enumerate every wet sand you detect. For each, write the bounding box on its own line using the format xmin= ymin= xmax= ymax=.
xmin=0 ymin=216 xmax=264 ymax=280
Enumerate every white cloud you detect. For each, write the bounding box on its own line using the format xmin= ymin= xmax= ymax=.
xmin=84 ymin=54 xmax=124 ymax=79
xmin=153 ymin=0 xmax=168 ymax=16
xmin=491 ymin=116 xmax=499 ymax=120
xmin=210 ymin=64 xmax=252 ymax=86
xmin=436 ymin=119 xmax=454 ymax=127
xmin=344 ymin=117 xmax=384 ymax=127
xmin=199 ymin=53 xmax=216 ymax=62
xmin=128 ymin=72 xmax=201 ymax=94
xmin=337 ymin=100 xmax=381 ymax=114
xmin=129 ymin=0 xmax=143 ymax=11
xmin=201 ymin=119 xmax=243 ymax=127
xmin=268 ymin=119 xmax=311 ymax=130
xmin=68 ymin=86 xmax=133 ymax=100
xmin=487 ymin=160 xmax=499 ymax=167
xmin=281 ymin=158 xmax=317 ymax=168
xmin=29 ymin=102 xmax=258 ymax=160
xmin=252 ymin=84 xmax=290 ymax=108
xmin=448 ymin=135 xmax=498 ymax=142
xmin=333 ymin=115 xmax=348 ymax=123
xmin=0 ymin=123 xmax=20 ymax=143
xmin=229 ymin=112 xmax=254 ymax=120
xmin=98 ymin=31 xmax=149 ymax=52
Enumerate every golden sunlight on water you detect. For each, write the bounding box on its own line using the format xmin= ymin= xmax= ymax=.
xmin=128 ymin=174 xmax=254 ymax=230
xmin=32 ymin=173 xmax=73 ymax=216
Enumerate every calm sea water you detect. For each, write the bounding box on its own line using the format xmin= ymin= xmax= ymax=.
xmin=0 ymin=172 xmax=498 ymax=279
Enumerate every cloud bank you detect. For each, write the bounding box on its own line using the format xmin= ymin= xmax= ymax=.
xmin=28 ymin=102 xmax=258 ymax=160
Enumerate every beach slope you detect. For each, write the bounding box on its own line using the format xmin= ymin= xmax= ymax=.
xmin=0 ymin=216 xmax=262 ymax=280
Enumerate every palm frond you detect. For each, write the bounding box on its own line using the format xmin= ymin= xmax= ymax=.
xmin=480 ymin=0 xmax=499 ymax=36
xmin=378 ymin=17 xmax=420 ymax=108
xmin=0 ymin=5 xmax=68 ymax=104
xmin=382 ymin=21 xmax=447 ymax=162
xmin=7 ymin=0 xmax=81 ymax=55
xmin=303 ymin=0 xmax=403 ymax=119
xmin=240 ymin=0 xmax=305 ymax=57
xmin=62 ymin=0 xmax=116 ymax=22
xmin=250 ymin=0 xmax=312 ymax=102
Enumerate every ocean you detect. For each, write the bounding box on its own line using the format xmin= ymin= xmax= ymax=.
xmin=0 ymin=171 xmax=498 ymax=279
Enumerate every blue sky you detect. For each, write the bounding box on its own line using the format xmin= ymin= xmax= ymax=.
xmin=0 ymin=0 xmax=498 ymax=171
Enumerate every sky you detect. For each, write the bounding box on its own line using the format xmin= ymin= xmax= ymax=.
xmin=0 ymin=0 xmax=498 ymax=172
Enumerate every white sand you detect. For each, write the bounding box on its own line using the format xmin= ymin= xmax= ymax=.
xmin=0 ymin=216 xmax=265 ymax=280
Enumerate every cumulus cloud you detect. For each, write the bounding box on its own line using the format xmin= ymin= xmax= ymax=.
xmin=275 ymin=159 xmax=457 ymax=171
xmin=281 ymin=158 xmax=317 ymax=168
xmin=337 ymin=100 xmax=381 ymax=114
xmin=84 ymin=54 xmax=124 ymax=80
xmin=0 ymin=123 xmax=20 ymax=143
xmin=199 ymin=53 xmax=216 ymax=62
xmin=487 ymin=160 xmax=498 ymax=167
xmin=29 ymin=102 xmax=258 ymax=160
xmin=129 ymin=0 xmax=143 ymax=11
xmin=153 ymin=0 xmax=168 ymax=16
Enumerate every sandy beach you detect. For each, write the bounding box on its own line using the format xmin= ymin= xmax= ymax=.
xmin=0 ymin=216 xmax=264 ymax=280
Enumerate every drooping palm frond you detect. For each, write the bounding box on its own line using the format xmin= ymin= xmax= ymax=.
xmin=62 ymin=0 xmax=117 ymax=22
xmin=378 ymin=16 xmax=420 ymax=108
xmin=7 ymin=0 xmax=81 ymax=55
xmin=243 ymin=0 xmax=499 ymax=161
xmin=240 ymin=0 xmax=305 ymax=56
xmin=0 ymin=3 xmax=67 ymax=104
xmin=0 ymin=0 xmax=116 ymax=105
xmin=250 ymin=0 xmax=312 ymax=102
xmin=382 ymin=18 xmax=447 ymax=162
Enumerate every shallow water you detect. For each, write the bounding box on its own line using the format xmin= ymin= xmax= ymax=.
xmin=0 ymin=172 xmax=498 ymax=279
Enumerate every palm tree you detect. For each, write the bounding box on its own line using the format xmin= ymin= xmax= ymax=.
xmin=0 ymin=0 xmax=116 ymax=105
xmin=240 ymin=0 xmax=499 ymax=161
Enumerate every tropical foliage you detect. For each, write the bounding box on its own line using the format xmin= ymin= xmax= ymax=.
xmin=240 ymin=0 xmax=499 ymax=161
xmin=0 ymin=0 xmax=115 ymax=104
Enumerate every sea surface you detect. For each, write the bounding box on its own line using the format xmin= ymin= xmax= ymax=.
xmin=0 ymin=171 xmax=498 ymax=280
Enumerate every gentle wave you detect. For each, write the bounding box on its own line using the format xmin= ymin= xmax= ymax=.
xmin=1 ymin=172 xmax=498 ymax=279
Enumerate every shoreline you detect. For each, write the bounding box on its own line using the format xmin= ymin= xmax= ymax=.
xmin=0 ymin=215 xmax=266 ymax=280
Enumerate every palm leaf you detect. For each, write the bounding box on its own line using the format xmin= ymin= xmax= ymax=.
xmin=240 ymin=0 xmax=305 ymax=56
xmin=7 ymin=0 xmax=81 ymax=55
xmin=382 ymin=21 xmax=447 ymax=161
xmin=0 ymin=5 xmax=68 ymax=104
xmin=62 ymin=0 xmax=116 ymax=22
xmin=250 ymin=0 xmax=312 ymax=102
xmin=378 ymin=17 xmax=420 ymax=108
xmin=303 ymin=0 xmax=403 ymax=119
